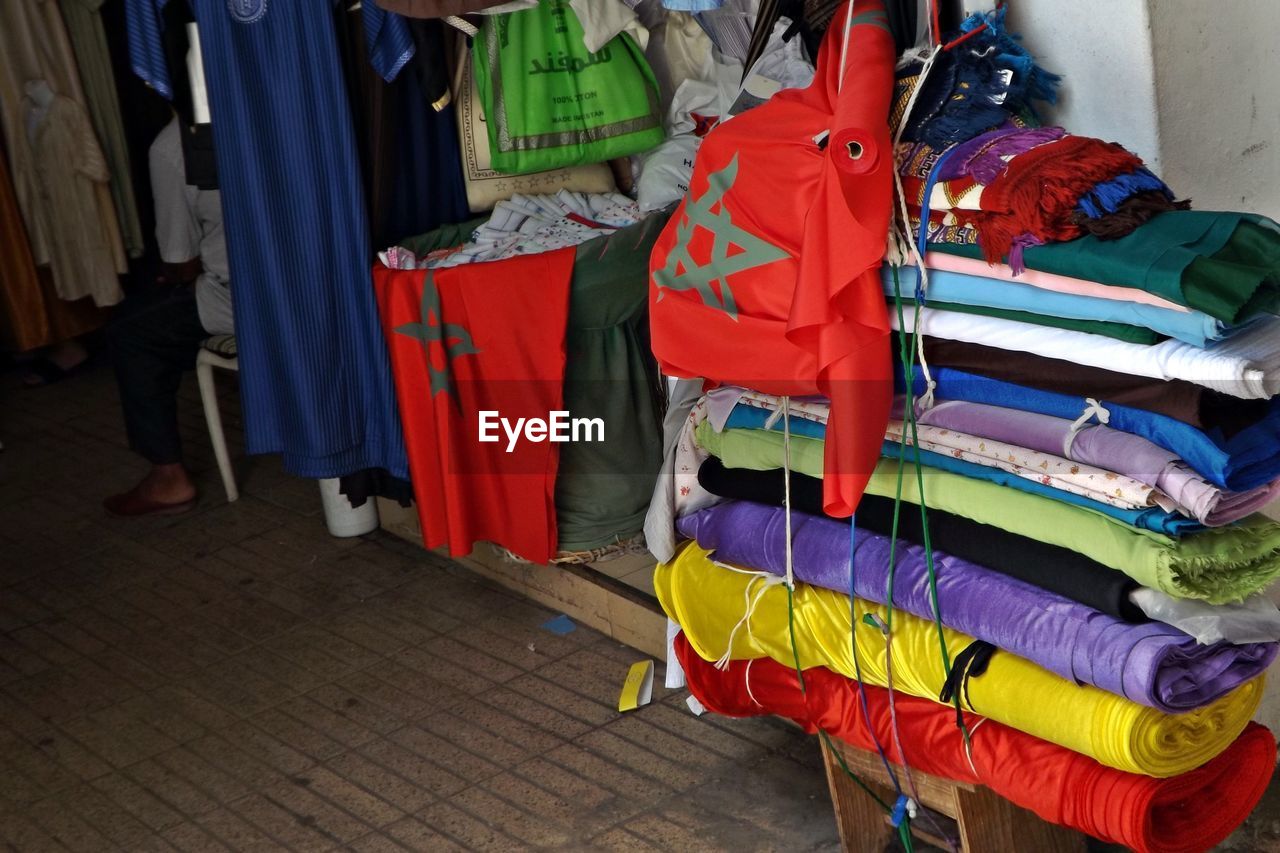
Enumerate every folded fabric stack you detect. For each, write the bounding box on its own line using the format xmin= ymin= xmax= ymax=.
xmin=648 ymin=7 xmax=1280 ymax=850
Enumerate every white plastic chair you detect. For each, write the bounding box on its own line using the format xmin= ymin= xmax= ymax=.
xmin=196 ymin=335 xmax=239 ymax=502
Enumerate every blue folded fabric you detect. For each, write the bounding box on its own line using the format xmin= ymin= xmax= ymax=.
xmin=719 ymin=404 xmax=1206 ymax=536
xmin=896 ymin=365 xmax=1280 ymax=492
xmin=883 ymin=266 xmax=1230 ymax=347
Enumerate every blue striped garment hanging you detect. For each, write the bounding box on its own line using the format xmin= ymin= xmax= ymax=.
xmin=126 ymin=0 xmax=415 ymax=479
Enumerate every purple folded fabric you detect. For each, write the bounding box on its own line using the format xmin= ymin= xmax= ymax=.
xmin=677 ymin=501 xmax=1278 ymax=712
xmin=911 ymin=398 xmax=1280 ymax=526
xmin=939 ymin=125 xmax=1068 ymax=185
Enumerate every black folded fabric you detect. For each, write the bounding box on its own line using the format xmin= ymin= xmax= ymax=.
xmin=696 ymin=456 xmax=1146 ymax=622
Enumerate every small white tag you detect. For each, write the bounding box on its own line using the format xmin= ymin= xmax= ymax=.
xmin=665 ymin=620 xmax=686 ymax=690
xmin=989 ymin=68 xmax=1014 ymax=104
xmin=185 ymin=24 xmax=211 ymax=125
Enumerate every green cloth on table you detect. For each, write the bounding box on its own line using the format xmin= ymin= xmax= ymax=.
xmin=931 ymin=211 xmax=1280 ymax=324
xmin=398 ymin=217 xmax=487 ymax=256
xmin=694 ymin=420 xmax=1280 ymax=604
xmin=552 ymin=213 xmax=666 ymax=550
xmin=921 ymin=299 xmax=1164 ymax=344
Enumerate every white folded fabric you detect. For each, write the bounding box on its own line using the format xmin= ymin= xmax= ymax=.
xmin=892 ymin=307 xmax=1280 ymax=400
xmin=1130 ymin=588 xmax=1280 ymax=644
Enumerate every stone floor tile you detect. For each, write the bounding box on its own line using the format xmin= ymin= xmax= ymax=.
xmin=323 ymin=750 xmax=436 ymax=815
xmin=381 ymin=815 xmax=467 ymax=853
xmin=348 ymin=736 xmax=470 ymax=800
xmin=413 ymin=800 xmax=522 ymax=852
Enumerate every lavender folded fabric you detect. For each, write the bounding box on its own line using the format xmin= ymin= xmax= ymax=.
xmin=913 ymin=398 xmax=1280 ymax=526
xmin=677 ymin=501 xmax=1278 ymax=712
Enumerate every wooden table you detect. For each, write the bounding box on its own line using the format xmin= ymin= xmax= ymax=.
xmin=822 ymin=737 xmax=1088 ymax=852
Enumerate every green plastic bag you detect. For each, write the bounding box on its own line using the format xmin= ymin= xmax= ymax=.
xmin=473 ymin=0 xmax=664 ymax=174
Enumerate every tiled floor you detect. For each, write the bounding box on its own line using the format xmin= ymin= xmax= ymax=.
xmin=3 ymin=361 xmax=1280 ymax=852
xmin=0 ymin=362 xmax=839 ymax=851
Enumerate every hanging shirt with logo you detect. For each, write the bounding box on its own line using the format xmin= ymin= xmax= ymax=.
xmin=648 ymin=0 xmax=896 ymax=516
xmin=374 ymin=249 xmax=575 ymax=563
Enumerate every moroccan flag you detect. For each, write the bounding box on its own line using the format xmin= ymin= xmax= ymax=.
xmin=374 ymin=249 xmax=575 ymax=564
xmin=649 ymin=0 xmax=896 ymax=516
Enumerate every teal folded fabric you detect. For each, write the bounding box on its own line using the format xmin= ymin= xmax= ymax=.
xmin=884 ymin=265 xmax=1226 ymax=346
xmin=929 ymin=211 xmax=1280 ymax=323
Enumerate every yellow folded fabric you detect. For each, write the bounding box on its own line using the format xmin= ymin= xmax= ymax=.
xmin=657 ymin=544 xmax=1263 ymax=778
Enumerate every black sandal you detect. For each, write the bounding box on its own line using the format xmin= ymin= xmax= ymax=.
xmin=21 ymin=355 xmax=92 ymax=388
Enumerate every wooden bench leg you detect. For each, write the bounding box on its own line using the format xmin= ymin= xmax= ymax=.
xmin=953 ymin=784 xmax=1088 ymax=853
xmin=822 ymin=740 xmax=895 ymax=852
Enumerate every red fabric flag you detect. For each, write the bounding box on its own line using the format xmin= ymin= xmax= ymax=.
xmin=674 ymin=634 xmax=1275 ymax=853
xmin=649 ymin=0 xmax=896 ymax=516
xmin=374 ymin=249 xmax=575 ymax=563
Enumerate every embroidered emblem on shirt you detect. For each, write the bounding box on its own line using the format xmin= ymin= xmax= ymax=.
xmin=654 ymin=154 xmax=789 ymax=320
xmin=395 ymin=272 xmax=482 ymax=398
xmin=227 ymin=0 xmax=267 ymax=24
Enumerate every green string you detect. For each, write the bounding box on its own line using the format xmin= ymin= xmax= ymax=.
xmin=889 ymin=267 xmax=951 ymax=672
xmin=819 ymin=729 xmax=916 ymax=852
xmin=818 ymin=729 xmax=891 ymax=810
xmin=785 ymin=581 xmax=808 ymax=695
xmin=779 ymin=401 xmax=915 ymax=852
xmin=892 ymin=266 xmax=974 ymax=752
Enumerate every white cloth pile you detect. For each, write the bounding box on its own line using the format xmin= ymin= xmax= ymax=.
xmin=379 ymin=191 xmax=642 ymax=270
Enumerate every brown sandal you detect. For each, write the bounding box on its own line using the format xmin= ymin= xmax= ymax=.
xmin=103 ymin=491 xmax=198 ymax=517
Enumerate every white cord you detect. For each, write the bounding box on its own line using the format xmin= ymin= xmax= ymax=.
xmin=443 ymin=15 xmax=479 ymax=36
xmin=961 ymin=717 xmax=990 ymax=776
xmin=837 ymin=1 xmax=856 ymax=94
xmin=1062 ymin=398 xmax=1110 ymax=457
xmin=714 ymin=574 xmax=782 ymax=670
xmin=744 ymin=659 xmax=763 ymax=707
xmin=889 ymin=45 xmax=943 ymax=410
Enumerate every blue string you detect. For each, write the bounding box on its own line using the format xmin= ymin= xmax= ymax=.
xmin=848 ymin=516 xmax=904 ymax=798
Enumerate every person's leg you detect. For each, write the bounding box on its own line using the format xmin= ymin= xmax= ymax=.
xmin=104 ymin=286 xmax=208 ymax=513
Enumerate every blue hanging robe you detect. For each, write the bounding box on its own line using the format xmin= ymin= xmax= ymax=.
xmin=126 ymin=0 xmax=414 ymax=479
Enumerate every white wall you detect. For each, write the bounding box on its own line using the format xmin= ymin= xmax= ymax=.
xmin=1005 ymin=1 xmax=1162 ymax=165
xmin=1002 ymin=0 xmax=1280 ymax=217
xmin=1148 ymin=0 xmax=1280 ymax=218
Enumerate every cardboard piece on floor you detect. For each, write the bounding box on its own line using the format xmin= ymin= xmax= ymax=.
xmin=618 ymin=660 xmax=654 ymax=712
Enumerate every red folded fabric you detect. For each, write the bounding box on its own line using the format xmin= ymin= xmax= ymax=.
xmin=648 ymin=0 xmax=896 ymax=517
xmin=960 ymin=136 xmax=1143 ymax=264
xmin=374 ymin=250 xmax=575 ymax=563
xmin=674 ymin=633 xmax=1275 ymax=853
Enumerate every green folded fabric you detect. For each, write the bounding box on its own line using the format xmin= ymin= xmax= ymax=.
xmin=694 ymin=420 xmax=1280 ymax=603
xmin=920 ymin=299 xmax=1164 ymax=344
xmin=931 ymin=211 xmax=1280 ymax=324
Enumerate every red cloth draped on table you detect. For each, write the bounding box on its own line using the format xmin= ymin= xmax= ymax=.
xmin=674 ymin=634 xmax=1275 ymax=853
xmin=648 ymin=0 xmax=895 ymax=516
xmin=374 ymin=249 xmax=575 ymax=563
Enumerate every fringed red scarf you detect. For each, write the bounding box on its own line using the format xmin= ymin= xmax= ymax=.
xmin=959 ymin=135 xmax=1143 ymax=265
